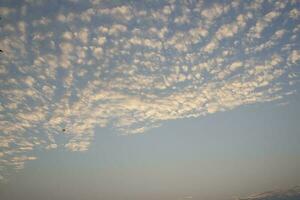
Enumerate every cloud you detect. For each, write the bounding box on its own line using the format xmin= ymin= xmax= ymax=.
xmin=0 ymin=0 xmax=299 ymax=182
xmin=0 ymin=7 xmax=15 ymax=16
xmin=62 ymin=31 xmax=73 ymax=40
xmin=288 ymin=50 xmax=300 ymax=64
xmin=201 ymin=3 xmax=229 ymax=21
xmin=174 ymin=14 xmax=190 ymax=25
xmin=98 ymin=5 xmax=133 ymax=21
xmin=235 ymin=186 xmax=300 ymax=200
xmin=289 ymin=8 xmax=300 ymax=19
xmin=108 ymin=24 xmax=127 ymax=36
xmin=77 ymin=28 xmax=89 ymax=44
xmin=32 ymin=17 xmax=51 ymax=26
xmin=216 ymin=14 xmax=248 ymax=40
xmin=247 ymin=11 xmax=281 ymax=40
xmin=56 ymin=12 xmax=75 ymax=23
xmin=203 ymin=39 xmax=219 ymax=53
xmin=80 ymin=8 xmax=95 ymax=22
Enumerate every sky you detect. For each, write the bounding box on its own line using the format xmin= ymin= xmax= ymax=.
xmin=0 ymin=0 xmax=300 ymax=199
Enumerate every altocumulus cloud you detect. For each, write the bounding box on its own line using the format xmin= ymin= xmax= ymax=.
xmin=0 ymin=0 xmax=300 ymax=180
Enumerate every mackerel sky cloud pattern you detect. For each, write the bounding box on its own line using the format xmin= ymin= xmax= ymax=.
xmin=0 ymin=0 xmax=300 ymax=180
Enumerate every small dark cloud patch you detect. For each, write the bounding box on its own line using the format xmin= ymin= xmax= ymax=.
xmin=237 ymin=186 xmax=300 ymax=200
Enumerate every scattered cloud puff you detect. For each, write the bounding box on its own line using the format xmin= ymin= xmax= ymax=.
xmin=0 ymin=0 xmax=300 ymax=181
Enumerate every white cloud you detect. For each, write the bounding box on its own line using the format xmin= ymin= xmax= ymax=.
xmin=98 ymin=5 xmax=133 ymax=21
xmin=65 ymin=141 xmax=90 ymax=151
xmin=32 ymin=17 xmax=51 ymax=26
xmin=288 ymin=50 xmax=300 ymax=64
xmin=0 ymin=0 xmax=299 ymax=182
xmin=289 ymin=8 xmax=300 ymax=19
xmin=203 ymin=39 xmax=219 ymax=53
xmin=57 ymin=13 xmax=75 ymax=23
xmin=108 ymin=24 xmax=127 ymax=36
xmin=0 ymin=7 xmax=15 ymax=16
xmin=62 ymin=31 xmax=73 ymax=40
xmin=174 ymin=14 xmax=190 ymax=25
xmin=92 ymin=47 xmax=103 ymax=58
xmin=216 ymin=14 xmax=248 ymax=40
xmin=201 ymin=3 xmax=229 ymax=21
xmin=77 ymin=28 xmax=89 ymax=44
xmin=247 ymin=11 xmax=280 ymax=39
xmin=80 ymin=8 xmax=95 ymax=22
xmin=0 ymin=65 xmax=8 ymax=75
xmin=97 ymin=36 xmax=106 ymax=45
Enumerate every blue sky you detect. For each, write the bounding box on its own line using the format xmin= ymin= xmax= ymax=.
xmin=0 ymin=0 xmax=300 ymax=199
